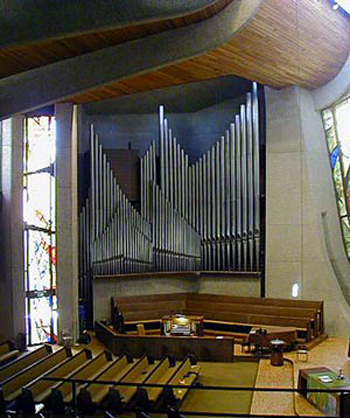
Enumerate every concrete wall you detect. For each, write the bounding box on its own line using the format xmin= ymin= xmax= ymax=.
xmin=0 ymin=117 xmax=25 ymax=341
xmin=93 ymin=275 xmax=260 ymax=321
xmin=56 ymin=104 xmax=79 ymax=342
xmin=266 ymin=86 xmax=350 ymax=336
xmin=82 ymin=95 xmax=245 ymax=163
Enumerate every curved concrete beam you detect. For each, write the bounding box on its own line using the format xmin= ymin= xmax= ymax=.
xmin=0 ymin=0 xmax=262 ymax=120
xmin=313 ymin=52 xmax=350 ymax=110
xmin=0 ymin=0 xmax=218 ymax=49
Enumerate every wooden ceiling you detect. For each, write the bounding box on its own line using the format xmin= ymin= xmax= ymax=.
xmin=70 ymin=0 xmax=350 ymax=103
xmin=0 ymin=0 xmax=231 ymax=79
xmin=1 ymin=0 xmax=350 ymax=105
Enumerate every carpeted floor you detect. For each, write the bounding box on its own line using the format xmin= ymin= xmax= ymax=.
xmin=180 ymin=359 xmax=259 ymax=416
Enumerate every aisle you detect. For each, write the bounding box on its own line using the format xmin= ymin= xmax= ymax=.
xmin=181 ymin=360 xmax=259 ymax=416
xmin=250 ymin=358 xmax=295 ymax=416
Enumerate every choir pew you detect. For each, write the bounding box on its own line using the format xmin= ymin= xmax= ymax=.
xmin=0 ymin=347 xmax=71 ymax=412
xmin=48 ymin=350 xmax=113 ymax=414
xmin=113 ymin=293 xmax=323 ymax=342
xmin=21 ymin=349 xmax=92 ymax=414
xmin=188 ymin=294 xmax=323 ymax=337
xmin=0 ymin=345 xmax=52 ymax=383
xmin=77 ymin=354 xmax=134 ymax=411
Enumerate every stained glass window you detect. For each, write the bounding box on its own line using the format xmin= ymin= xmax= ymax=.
xmin=322 ymin=98 xmax=350 ymax=259
xmin=23 ymin=116 xmax=57 ymax=345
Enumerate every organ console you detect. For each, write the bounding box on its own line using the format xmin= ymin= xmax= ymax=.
xmin=161 ymin=314 xmax=204 ymax=337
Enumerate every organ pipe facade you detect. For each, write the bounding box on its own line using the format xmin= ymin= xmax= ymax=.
xmin=79 ymin=82 xmax=263 ymax=307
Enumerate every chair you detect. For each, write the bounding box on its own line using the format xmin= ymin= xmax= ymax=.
xmin=137 ymin=324 xmax=146 ymax=336
xmin=241 ymin=341 xmax=251 ymax=353
xmin=296 ymin=345 xmax=308 ymax=362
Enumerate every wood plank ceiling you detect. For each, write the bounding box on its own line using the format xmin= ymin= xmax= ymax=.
xmin=70 ymin=0 xmax=350 ymax=103
xmin=1 ymin=0 xmax=350 ymax=104
xmin=0 ymin=0 xmax=231 ymax=79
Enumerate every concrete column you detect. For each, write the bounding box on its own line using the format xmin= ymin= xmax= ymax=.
xmin=0 ymin=116 xmax=25 ymax=341
xmin=266 ymin=86 xmax=350 ymax=336
xmin=55 ymin=103 xmax=79 ymax=342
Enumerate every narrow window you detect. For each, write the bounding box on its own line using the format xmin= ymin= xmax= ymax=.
xmin=23 ymin=116 xmax=57 ymax=345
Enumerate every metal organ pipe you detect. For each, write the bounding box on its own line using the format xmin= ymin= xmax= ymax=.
xmin=78 ymin=82 xmax=262 ymax=296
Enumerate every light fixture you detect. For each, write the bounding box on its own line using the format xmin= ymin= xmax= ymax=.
xmin=291 ymin=283 xmax=300 ymax=298
xmin=333 ymin=1 xmax=340 ymax=10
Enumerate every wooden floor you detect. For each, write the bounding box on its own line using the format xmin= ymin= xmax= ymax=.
xmin=74 ymin=334 xmax=350 ymax=416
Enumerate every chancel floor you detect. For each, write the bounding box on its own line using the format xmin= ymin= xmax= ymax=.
xmin=74 ymin=335 xmax=350 ymax=417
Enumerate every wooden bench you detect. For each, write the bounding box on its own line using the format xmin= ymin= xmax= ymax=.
xmin=0 ymin=347 xmax=71 ymax=412
xmin=195 ymin=311 xmax=314 ymax=341
xmin=96 ymin=320 xmax=234 ymax=362
xmin=21 ymin=349 xmax=92 ymax=414
xmin=186 ymin=299 xmax=319 ymax=335
xmin=47 ymin=350 xmax=113 ymax=414
xmin=107 ymin=355 xmax=157 ymax=410
xmin=0 ymin=345 xmax=52 ymax=383
xmin=0 ymin=341 xmax=19 ymax=367
xmin=77 ymin=354 xmax=134 ymax=411
xmin=136 ymin=356 xmax=177 ymax=408
xmin=164 ymin=355 xmax=200 ymax=405
xmin=113 ymin=293 xmax=323 ymax=342
xmin=188 ymin=293 xmax=324 ymax=335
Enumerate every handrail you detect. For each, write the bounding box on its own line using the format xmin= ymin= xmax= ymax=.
xmin=27 ymin=375 xmax=350 ymax=417
xmin=41 ymin=375 xmax=350 ymax=392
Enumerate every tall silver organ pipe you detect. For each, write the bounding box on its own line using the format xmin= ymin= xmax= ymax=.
xmin=78 ymin=82 xmax=262 ymax=289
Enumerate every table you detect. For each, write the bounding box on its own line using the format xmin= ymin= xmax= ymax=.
xmin=298 ymin=367 xmax=350 ymax=417
xmin=248 ymin=326 xmax=297 ymax=350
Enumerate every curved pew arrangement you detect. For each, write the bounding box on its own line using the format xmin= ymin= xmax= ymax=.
xmin=0 ymin=343 xmax=200 ymax=415
xmin=114 ymin=293 xmax=324 ymax=343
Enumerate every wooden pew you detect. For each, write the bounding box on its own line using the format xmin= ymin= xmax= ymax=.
xmin=0 ymin=341 xmax=19 ymax=366
xmin=77 ymin=354 xmax=134 ymax=411
xmin=136 ymin=356 xmax=177 ymax=409
xmin=188 ymin=293 xmax=323 ymax=335
xmin=0 ymin=345 xmax=52 ymax=383
xmin=96 ymin=320 xmax=234 ymax=362
xmin=115 ymin=293 xmax=322 ymax=341
xmin=47 ymin=350 xmax=113 ymax=414
xmin=0 ymin=347 xmax=71 ymax=412
xmin=200 ymin=311 xmax=314 ymax=341
xmin=186 ymin=300 xmax=318 ymax=328
xmin=107 ymin=355 xmax=157 ymax=410
xmin=21 ymin=349 xmax=92 ymax=414
xmin=164 ymin=355 xmax=200 ymax=406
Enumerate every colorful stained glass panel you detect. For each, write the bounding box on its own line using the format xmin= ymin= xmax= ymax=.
xmin=23 ymin=115 xmax=57 ymax=345
xmin=24 ymin=173 xmax=54 ymax=229
xmin=26 ymin=229 xmax=56 ymax=292
xmin=323 ymin=97 xmax=350 ymax=264
xmin=25 ymin=117 xmax=56 ymax=172
xmin=335 ymin=100 xmax=350 ymax=177
xmin=29 ymin=297 xmax=54 ymax=344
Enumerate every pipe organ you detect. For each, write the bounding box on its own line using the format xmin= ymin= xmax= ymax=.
xmin=79 ymin=82 xmax=262 ymax=297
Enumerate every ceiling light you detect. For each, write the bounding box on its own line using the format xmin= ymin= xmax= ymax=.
xmin=333 ymin=2 xmax=339 ymax=10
